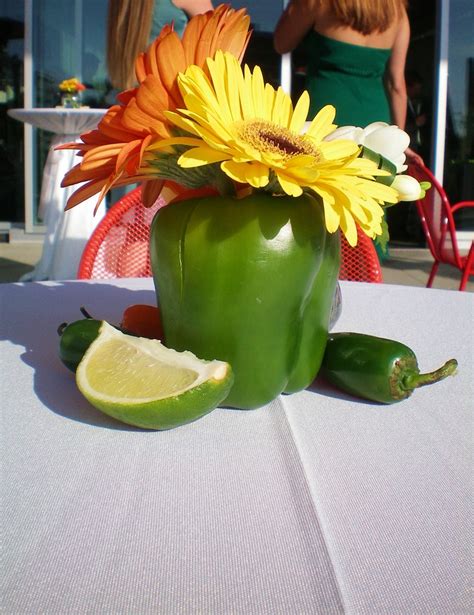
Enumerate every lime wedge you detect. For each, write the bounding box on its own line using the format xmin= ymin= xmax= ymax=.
xmin=76 ymin=322 xmax=233 ymax=430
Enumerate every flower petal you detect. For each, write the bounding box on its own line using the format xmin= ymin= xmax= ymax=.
xmin=391 ymin=174 xmax=423 ymax=200
xmin=320 ymin=139 xmax=359 ymax=160
xmin=324 ymin=125 xmax=362 ymax=143
xmin=179 ymin=147 xmax=230 ymax=167
xmin=306 ymin=105 xmax=336 ymax=142
xmin=363 ymin=125 xmax=410 ymax=170
xmin=339 ymin=207 xmax=358 ymax=246
xmin=289 ymin=90 xmax=310 ymax=133
xmin=221 ymin=160 xmax=269 ymax=188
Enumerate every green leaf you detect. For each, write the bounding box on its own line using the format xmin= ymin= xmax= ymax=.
xmin=374 ymin=216 xmax=390 ymax=254
xmin=360 ymin=146 xmax=397 ymax=186
xmin=419 ymin=181 xmax=431 ymax=198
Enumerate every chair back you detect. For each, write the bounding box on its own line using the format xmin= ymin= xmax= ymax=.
xmin=407 ymin=163 xmax=462 ymax=268
xmin=77 ymin=187 xmax=161 ymax=279
xmin=339 ymin=227 xmax=383 ymax=283
xmin=78 ymin=189 xmax=382 ymax=283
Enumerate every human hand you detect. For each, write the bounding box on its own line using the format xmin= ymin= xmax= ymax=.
xmin=405 ymin=147 xmax=424 ymax=167
xmin=415 ymin=113 xmax=427 ymax=127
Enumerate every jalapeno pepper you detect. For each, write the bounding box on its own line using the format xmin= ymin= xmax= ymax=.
xmin=58 ymin=317 xmax=102 ymax=372
xmin=58 ymin=305 xmax=163 ymax=372
xmin=321 ymin=332 xmax=458 ymax=404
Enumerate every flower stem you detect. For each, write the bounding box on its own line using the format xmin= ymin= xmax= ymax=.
xmin=213 ymin=171 xmax=236 ymax=197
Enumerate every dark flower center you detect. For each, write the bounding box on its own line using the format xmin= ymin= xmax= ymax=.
xmin=239 ymin=120 xmax=319 ymax=159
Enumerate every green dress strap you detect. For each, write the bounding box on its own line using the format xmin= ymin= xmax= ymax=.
xmin=150 ymin=0 xmax=189 ymax=39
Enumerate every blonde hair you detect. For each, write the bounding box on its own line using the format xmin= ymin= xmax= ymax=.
xmin=106 ymin=0 xmax=154 ymax=89
xmin=330 ymin=0 xmax=407 ymax=34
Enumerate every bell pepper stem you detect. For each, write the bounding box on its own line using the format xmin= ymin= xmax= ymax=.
xmin=402 ymin=358 xmax=458 ymax=391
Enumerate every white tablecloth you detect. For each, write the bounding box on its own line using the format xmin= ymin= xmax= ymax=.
xmin=8 ymin=108 xmax=107 ymax=281
xmin=1 ymin=280 xmax=472 ymax=614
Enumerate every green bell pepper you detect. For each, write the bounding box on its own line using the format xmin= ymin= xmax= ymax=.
xmin=150 ymin=192 xmax=340 ymax=409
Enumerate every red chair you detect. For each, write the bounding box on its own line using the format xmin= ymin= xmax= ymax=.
xmin=78 ymin=189 xmax=383 ymax=283
xmin=339 ymin=227 xmax=383 ymax=283
xmin=77 ymin=187 xmax=163 ymax=279
xmin=407 ymin=162 xmax=474 ymax=291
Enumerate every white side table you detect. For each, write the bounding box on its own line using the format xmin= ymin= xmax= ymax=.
xmin=8 ymin=108 xmax=107 ymax=281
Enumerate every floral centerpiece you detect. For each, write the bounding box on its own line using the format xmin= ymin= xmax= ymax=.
xmin=59 ymin=77 xmax=86 ymax=108
xmin=58 ymin=5 xmax=426 ymax=410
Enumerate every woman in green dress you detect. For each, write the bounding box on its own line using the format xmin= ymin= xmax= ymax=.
xmin=274 ymin=0 xmax=423 ymax=259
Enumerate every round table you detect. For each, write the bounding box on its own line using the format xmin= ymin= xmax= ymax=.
xmin=8 ymin=108 xmax=108 ymax=281
xmin=1 ymin=279 xmax=471 ymax=614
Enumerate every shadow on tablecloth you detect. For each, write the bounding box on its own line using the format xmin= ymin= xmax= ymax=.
xmin=1 ymin=280 xmax=158 ymax=430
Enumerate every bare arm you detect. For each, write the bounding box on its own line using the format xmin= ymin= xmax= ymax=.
xmin=274 ymin=0 xmax=315 ymax=54
xmin=384 ymin=12 xmax=424 ymax=164
xmin=174 ymin=0 xmax=213 ymax=17
xmin=384 ymin=11 xmax=409 ymax=130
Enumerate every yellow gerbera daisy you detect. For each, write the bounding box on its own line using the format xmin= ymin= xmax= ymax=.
xmin=160 ymin=51 xmax=399 ymax=246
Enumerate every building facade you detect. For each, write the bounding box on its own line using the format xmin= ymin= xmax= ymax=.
xmin=0 ymin=0 xmax=472 ymax=243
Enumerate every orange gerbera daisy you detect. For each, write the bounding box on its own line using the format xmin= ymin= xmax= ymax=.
xmin=59 ymin=4 xmax=251 ymax=211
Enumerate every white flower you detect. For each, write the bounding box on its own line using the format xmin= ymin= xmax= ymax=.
xmin=361 ymin=123 xmax=409 ymax=172
xmin=321 ymin=120 xmax=427 ymax=203
xmin=322 ymin=125 xmax=363 ymax=142
xmin=391 ymin=174 xmax=424 ymax=201
xmin=325 ymin=121 xmax=409 ymax=173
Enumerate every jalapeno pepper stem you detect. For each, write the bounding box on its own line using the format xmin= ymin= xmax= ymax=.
xmin=80 ymin=306 xmax=93 ymax=319
xmin=402 ymin=358 xmax=458 ymax=391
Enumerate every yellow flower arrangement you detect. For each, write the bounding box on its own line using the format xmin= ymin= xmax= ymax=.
xmin=58 ymin=4 xmax=422 ymax=247
xmin=154 ymin=51 xmax=399 ymax=246
xmin=59 ymin=78 xmax=86 ymax=93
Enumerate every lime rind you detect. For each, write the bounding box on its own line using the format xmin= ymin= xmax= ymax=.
xmin=76 ymin=321 xmax=233 ymax=430
xmin=81 ymin=376 xmax=233 ymax=430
